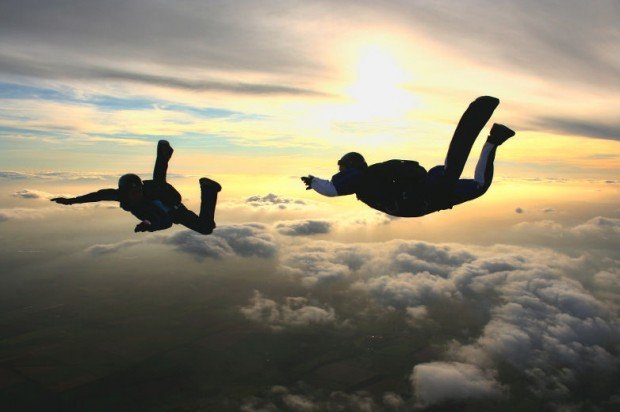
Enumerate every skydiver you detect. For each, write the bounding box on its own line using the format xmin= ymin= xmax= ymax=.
xmin=301 ymin=96 xmax=515 ymax=217
xmin=51 ymin=140 xmax=221 ymax=234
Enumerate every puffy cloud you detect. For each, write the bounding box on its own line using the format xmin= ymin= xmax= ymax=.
xmin=353 ymin=272 xmax=458 ymax=308
xmin=275 ymin=220 xmax=331 ymax=236
xmin=281 ymin=394 xmax=316 ymax=412
xmin=0 ymin=206 xmax=56 ymax=221
xmin=242 ymin=384 xmax=381 ymax=412
xmin=593 ymin=269 xmax=620 ymax=291
xmin=281 ymin=240 xmax=475 ymax=288
xmin=240 ymin=291 xmax=336 ymax=331
xmin=246 ymin=193 xmax=307 ymax=210
xmin=513 ymin=216 xmax=620 ymax=252
xmin=411 ymin=362 xmax=504 ymax=406
xmin=405 ymin=306 xmax=428 ymax=324
xmin=12 ymin=189 xmax=55 ymax=199
xmin=85 ymin=238 xmax=145 ymax=255
xmin=164 ymin=224 xmax=276 ymax=259
xmin=382 ymin=392 xmax=405 ymax=409
xmin=276 ymin=228 xmax=619 ymax=404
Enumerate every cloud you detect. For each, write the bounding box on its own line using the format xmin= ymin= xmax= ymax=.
xmin=275 ymin=227 xmax=619 ymax=404
xmin=275 ymin=220 xmax=331 ymax=236
xmin=411 ymin=362 xmax=504 ymax=406
xmin=281 ymin=394 xmax=316 ymax=412
xmin=353 ymin=272 xmax=458 ymax=308
xmin=535 ymin=117 xmax=620 ymax=142
xmin=241 ymin=384 xmax=383 ymax=412
xmin=515 ymin=207 xmax=524 ymax=214
xmin=12 ymin=189 xmax=55 ymax=199
xmin=240 ymin=291 xmax=336 ymax=331
xmin=245 ymin=193 xmax=307 ymax=210
xmin=593 ymin=269 xmax=620 ymax=291
xmin=164 ymin=224 xmax=277 ymax=259
xmin=85 ymin=238 xmax=146 ymax=255
xmin=0 ymin=207 xmax=58 ymax=221
xmin=513 ymin=216 xmax=620 ymax=252
xmin=0 ymin=170 xmax=117 ymax=182
xmin=281 ymin=240 xmax=475 ymax=287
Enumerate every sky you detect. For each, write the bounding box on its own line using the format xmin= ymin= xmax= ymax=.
xmin=1 ymin=1 xmax=619 ymax=410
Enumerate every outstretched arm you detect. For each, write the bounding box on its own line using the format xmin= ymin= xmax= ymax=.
xmin=301 ymin=175 xmax=339 ymax=197
xmin=51 ymin=188 xmax=119 ymax=205
xmin=153 ymin=140 xmax=174 ymax=183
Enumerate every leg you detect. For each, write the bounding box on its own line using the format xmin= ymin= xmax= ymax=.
xmin=173 ymin=206 xmax=215 ymax=235
xmin=449 ymin=143 xmax=497 ymax=206
xmin=172 ymin=178 xmax=221 ymax=235
xmin=153 ymin=140 xmax=173 ymax=183
xmin=444 ymin=96 xmax=499 ymax=182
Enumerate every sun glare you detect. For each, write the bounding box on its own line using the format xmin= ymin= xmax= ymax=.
xmin=344 ymin=45 xmax=419 ymax=119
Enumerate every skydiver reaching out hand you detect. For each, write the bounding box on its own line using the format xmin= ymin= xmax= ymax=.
xmin=301 ymin=96 xmax=515 ymax=217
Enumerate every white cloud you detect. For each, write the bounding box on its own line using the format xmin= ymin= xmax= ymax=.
xmin=240 ymin=291 xmax=336 ymax=331
xmin=411 ymin=362 xmax=504 ymax=406
xmin=513 ymin=216 xmax=620 ymax=252
xmin=276 ymin=227 xmax=619 ymax=403
xmin=281 ymin=394 xmax=316 ymax=412
xmin=12 ymin=189 xmax=55 ymax=199
xmin=0 ymin=206 xmax=58 ymax=221
xmin=164 ymin=224 xmax=277 ymax=259
xmin=353 ymin=272 xmax=458 ymax=308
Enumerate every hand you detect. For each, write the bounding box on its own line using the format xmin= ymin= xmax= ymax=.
xmin=157 ymin=140 xmax=174 ymax=159
xmin=135 ymin=220 xmax=152 ymax=233
xmin=50 ymin=197 xmax=74 ymax=205
xmin=301 ymin=175 xmax=314 ymax=190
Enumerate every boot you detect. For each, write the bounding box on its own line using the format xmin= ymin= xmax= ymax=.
xmin=487 ymin=123 xmax=515 ymax=145
xmin=199 ymin=177 xmax=222 ymax=193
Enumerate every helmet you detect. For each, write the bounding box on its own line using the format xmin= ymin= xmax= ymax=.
xmin=118 ymin=173 xmax=142 ymax=193
xmin=338 ymin=152 xmax=367 ymax=170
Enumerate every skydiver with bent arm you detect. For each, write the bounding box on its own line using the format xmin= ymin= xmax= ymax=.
xmin=51 ymin=140 xmax=221 ymax=234
xmin=301 ymin=96 xmax=515 ymax=217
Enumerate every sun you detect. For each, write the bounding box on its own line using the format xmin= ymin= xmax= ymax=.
xmin=344 ymin=45 xmax=419 ymax=119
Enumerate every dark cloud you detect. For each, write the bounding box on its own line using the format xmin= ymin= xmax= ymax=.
xmin=515 ymin=207 xmax=524 ymax=214
xmin=0 ymin=55 xmax=327 ymax=96
xmin=275 ymin=220 xmax=331 ymax=236
xmin=164 ymin=224 xmax=277 ymax=259
xmin=0 ymin=1 xmax=330 ymax=92
xmin=535 ymin=117 xmax=620 ymax=142
xmin=350 ymin=0 xmax=620 ymax=92
xmin=0 ymin=170 xmax=116 ymax=182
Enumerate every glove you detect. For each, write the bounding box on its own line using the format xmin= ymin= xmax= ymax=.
xmin=157 ymin=140 xmax=174 ymax=159
xmin=50 ymin=197 xmax=74 ymax=205
xmin=135 ymin=220 xmax=152 ymax=232
xmin=301 ymin=175 xmax=314 ymax=190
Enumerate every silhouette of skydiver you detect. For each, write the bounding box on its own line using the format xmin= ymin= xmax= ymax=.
xmin=301 ymin=96 xmax=515 ymax=217
xmin=51 ymin=140 xmax=221 ymax=234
